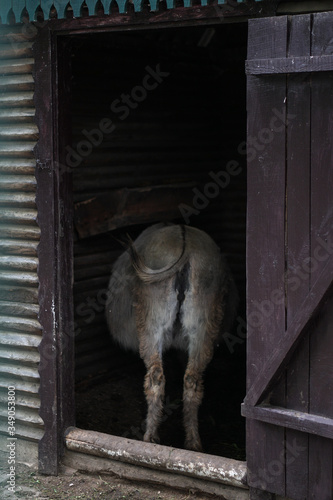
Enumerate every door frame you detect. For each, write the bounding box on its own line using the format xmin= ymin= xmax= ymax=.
xmin=34 ymin=3 xmax=277 ymax=476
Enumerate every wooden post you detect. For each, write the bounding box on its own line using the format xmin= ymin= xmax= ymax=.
xmin=35 ymin=27 xmax=75 ymax=475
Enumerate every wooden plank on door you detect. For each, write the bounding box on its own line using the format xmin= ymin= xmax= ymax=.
xmin=244 ymin=256 xmax=333 ymax=406
xmin=285 ymin=14 xmax=311 ymax=500
xmin=246 ymin=16 xmax=288 ymax=496
xmin=309 ymin=11 xmax=333 ymax=500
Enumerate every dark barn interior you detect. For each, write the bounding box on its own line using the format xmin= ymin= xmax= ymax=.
xmin=70 ymin=24 xmax=247 ymax=460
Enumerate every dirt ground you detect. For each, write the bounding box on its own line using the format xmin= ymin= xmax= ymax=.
xmin=0 ymin=459 xmax=219 ymax=499
xmin=75 ymin=345 xmax=246 ymax=461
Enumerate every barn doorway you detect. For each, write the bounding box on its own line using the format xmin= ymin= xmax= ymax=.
xmin=67 ymin=24 xmax=247 ymax=461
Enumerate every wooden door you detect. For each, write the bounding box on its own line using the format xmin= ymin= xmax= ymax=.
xmin=242 ymin=12 xmax=333 ymax=500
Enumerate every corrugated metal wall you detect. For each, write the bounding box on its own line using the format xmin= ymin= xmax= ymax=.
xmin=71 ymin=26 xmax=247 ymax=383
xmin=0 ymin=25 xmax=42 ymax=463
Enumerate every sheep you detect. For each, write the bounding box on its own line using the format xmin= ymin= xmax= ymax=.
xmin=106 ymin=223 xmax=238 ymax=452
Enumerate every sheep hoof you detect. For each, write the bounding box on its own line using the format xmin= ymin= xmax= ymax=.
xmin=185 ymin=438 xmax=203 ymax=453
xmin=144 ymin=432 xmax=160 ymax=445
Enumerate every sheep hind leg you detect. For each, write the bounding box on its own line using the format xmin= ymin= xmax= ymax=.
xmin=135 ymin=280 xmax=178 ymax=445
xmin=141 ymin=350 xmax=165 ymax=444
xmin=182 ymin=299 xmax=224 ymax=452
xmin=183 ymin=352 xmax=212 ymax=452
xmin=182 ymin=286 xmax=224 ymax=451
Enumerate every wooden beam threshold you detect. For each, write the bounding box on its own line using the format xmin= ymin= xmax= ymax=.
xmin=241 ymin=404 xmax=333 ymax=440
xmin=65 ymin=427 xmax=247 ymax=489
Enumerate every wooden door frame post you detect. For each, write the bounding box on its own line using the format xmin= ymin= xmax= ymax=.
xmin=34 ymin=25 xmax=74 ymax=475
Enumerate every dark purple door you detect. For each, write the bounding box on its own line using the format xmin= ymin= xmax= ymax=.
xmin=242 ymin=12 xmax=333 ymax=500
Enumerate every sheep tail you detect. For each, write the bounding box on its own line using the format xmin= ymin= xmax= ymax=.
xmin=127 ymin=225 xmax=187 ymax=284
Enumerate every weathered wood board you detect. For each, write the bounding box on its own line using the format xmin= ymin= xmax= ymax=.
xmin=74 ymin=184 xmax=196 ymax=239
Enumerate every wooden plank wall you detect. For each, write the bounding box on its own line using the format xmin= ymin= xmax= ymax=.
xmin=285 ymin=14 xmax=311 ymax=500
xmin=246 ymin=16 xmax=287 ymax=497
xmin=70 ymin=26 xmax=247 ymax=383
